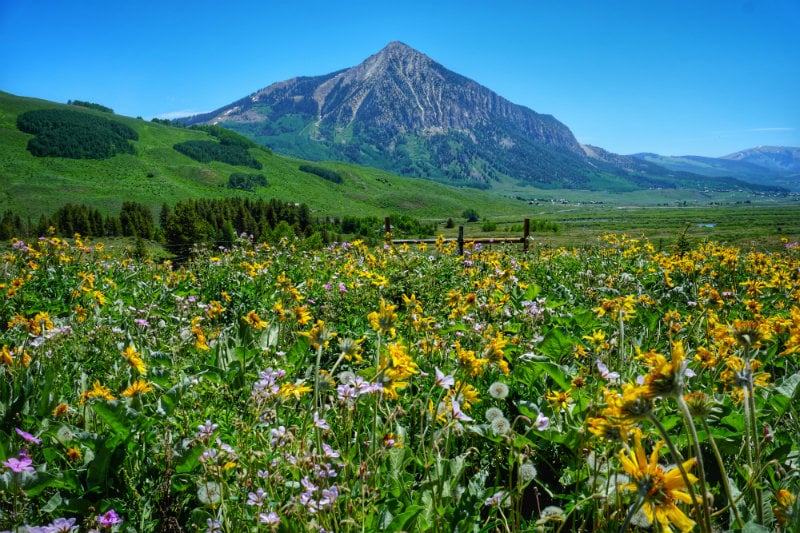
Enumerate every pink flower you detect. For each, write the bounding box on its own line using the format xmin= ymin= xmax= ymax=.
xmin=97 ymin=509 xmax=123 ymax=527
xmin=15 ymin=427 xmax=42 ymax=445
xmin=3 ymin=456 xmax=34 ymax=473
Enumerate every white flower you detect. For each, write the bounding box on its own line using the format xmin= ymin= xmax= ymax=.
xmin=488 ymin=381 xmax=509 ymax=399
xmin=519 ymin=462 xmax=537 ymax=483
xmin=485 ymin=407 xmax=504 ymax=422
xmin=491 ymin=416 xmax=511 ymax=435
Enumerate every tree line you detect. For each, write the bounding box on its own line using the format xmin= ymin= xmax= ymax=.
xmin=0 ymin=202 xmax=153 ymax=241
xmin=0 ymin=198 xmax=440 ymax=254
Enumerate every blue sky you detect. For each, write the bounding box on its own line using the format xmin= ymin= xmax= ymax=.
xmin=1 ymin=0 xmax=798 ymax=157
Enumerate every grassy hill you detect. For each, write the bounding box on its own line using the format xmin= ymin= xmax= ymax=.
xmin=0 ymin=91 xmax=534 ymax=222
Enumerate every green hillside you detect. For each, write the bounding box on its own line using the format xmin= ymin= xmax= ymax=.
xmin=0 ymin=91 xmax=532 ymax=222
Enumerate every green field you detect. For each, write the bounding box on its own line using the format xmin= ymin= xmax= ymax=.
xmin=2 ymin=91 xmax=798 ymax=251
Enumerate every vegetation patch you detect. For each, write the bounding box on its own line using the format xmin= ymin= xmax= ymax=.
xmin=67 ymin=99 xmax=113 ymax=113
xmin=299 ymin=164 xmax=344 ymax=184
xmin=173 ymin=140 xmax=262 ymax=169
xmin=16 ymin=108 xmax=138 ymax=159
xmin=227 ymin=172 xmax=268 ymax=192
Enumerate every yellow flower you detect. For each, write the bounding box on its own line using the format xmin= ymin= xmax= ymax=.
xmin=368 ymin=299 xmax=398 ymax=338
xmin=641 ymin=341 xmax=691 ymax=399
xmin=294 ymin=305 xmax=313 ymax=326
xmin=545 ymin=389 xmax=572 ymax=411
xmin=66 ymin=446 xmax=83 ymax=463
xmin=773 ymin=489 xmax=797 ymax=528
xmin=455 ymin=341 xmax=488 ymax=377
xmin=123 ymin=345 xmax=147 ymax=375
xmin=587 ymin=415 xmax=630 ymax=442
xmin=339 ymin=336 xmax=365 ymax=363
xmin=244 ymin=310 xmax=268 ymax=330
xmin=279 ymin=381 xmax=312 ymax=400
xmin=301 ymin=320 xmax=337 ymax=350
xmin=618 ymin=432 xmax=699 ymax=533
xmin=449 ymin=381 xmax=481 ymax=411
xmin=122 ymin=380 xmax=155 ymax=397
xmin=80 ymin=380 xmax=117 ymax=403
xmin=52 ymin=403 xmax=69 ymax=417
xmin=205 ymin=300 xmax=226 ymax=319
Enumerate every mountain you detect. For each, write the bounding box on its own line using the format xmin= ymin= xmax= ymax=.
xmin=181 ymin=42 xmax=775 ymax=193
xmin=633 ymin=147 xmax=800 ymax=192
xmin=721 ymin=146 xmax=800 ymax=174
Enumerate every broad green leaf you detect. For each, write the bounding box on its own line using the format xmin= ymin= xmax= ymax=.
xmin=90 ymin=401 xmax=134 ymax=440
xmin=175 ymin=442 xmax=205 ymax=474
xmin=775 ymin=372 xmax=800 ymax=399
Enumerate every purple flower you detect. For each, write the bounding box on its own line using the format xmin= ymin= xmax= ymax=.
xmin=247 ymin=487 xmax=267 ymax=506
xmin=15 ymin=427 xmax=42 ymax=445
xmin=534 ymin=412 xmax=550 ymax=431
xmin=259 ymin=511 xmax=281 ymax=525
xmin=3 ymin=456 xmax=34 ymax=472
xmin=97 ymin=509 xmax=123 ymax=527
xmin=196 ymin=420 xmax=218 ymax=440
xmin=484 ymin=490 xmax=507 ymax=507
xmin=49 ymin=517 xmax=78 ymax=532
xmin=595 ymin=359 xmax=620 ymax=382
xmin=313 ymin=411 xmax=329 ymax=430
xmin=338 ymin=282 xmax=348 ymax=293
xmin=451 ymin=400 xmax=473 ymax=422
xmin=434 ymin=367 xmax=454 ymax=390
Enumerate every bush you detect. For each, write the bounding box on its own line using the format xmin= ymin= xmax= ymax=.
xmin=462 ymin=208 xmax=480 ymax=222
xmin=299 ymin=164 xmax=344 ymax=184
xmin=173 ymin=140 xmax=262 ymax=169
xmin=228 ymin=173 xmax=268 ymax=192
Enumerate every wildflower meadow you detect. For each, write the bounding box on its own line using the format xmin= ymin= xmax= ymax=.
xmin=1 ymin=232 xmax=799 ymax=532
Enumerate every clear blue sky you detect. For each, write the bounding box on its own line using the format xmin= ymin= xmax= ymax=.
xmin=2 ymin=0 xmax=798 ymax=157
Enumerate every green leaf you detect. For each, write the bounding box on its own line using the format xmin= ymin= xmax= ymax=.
xmin=41 ymin=491 xmax=62 ymax=513
xmin=386 ymin=505 xmax=424 ymax=532
xmin=742 ymin=521 xmax=771 ymax=533
xmin=91 ymin=401 xmax=134 ymax=440
xmin=516 ymin=355 xmax=569 ymax=391
xmin=175 ymin=442 xmax=205 ymax=474
xmin=538 ymin=327 xmax=576 ymax=359
xmin=775 ymin=372 xmax=800 ymax=399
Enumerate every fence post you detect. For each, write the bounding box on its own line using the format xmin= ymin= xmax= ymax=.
xmin=523 ymin=218 xmax=530 ymax=252
xmin=384 ymin=217 xmax=391 ymax=243
xmin=458 ymin=226 xmax=464 ymax=256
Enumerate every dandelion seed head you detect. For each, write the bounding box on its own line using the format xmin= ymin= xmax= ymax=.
xmin=485 ymin=407 xmax=504 ymax=422
xmin=488 ymin=381 xmax=509 ymax=399
xmin=519 ymin=462 xmax=537 ymax=483
xmin=491 ymin=416 xmax=511 ymax=435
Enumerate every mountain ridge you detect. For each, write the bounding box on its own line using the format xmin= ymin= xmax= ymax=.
xmin=183 ymin=42 xmax=759 ymax=192
xmin=632 ymin=146 xmax=799 ymax=191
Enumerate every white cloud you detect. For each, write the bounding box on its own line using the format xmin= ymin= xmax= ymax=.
xmin=155 ymin=110 xmax=208 ymax=120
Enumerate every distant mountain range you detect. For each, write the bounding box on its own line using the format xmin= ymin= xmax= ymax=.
xmin=633 ymin=146 xmax=800 ymax=191
xmin=180 ymin=42 xmax=788 ymax=193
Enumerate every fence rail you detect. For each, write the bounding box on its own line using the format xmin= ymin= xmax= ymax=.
xmin=385 ymin=217 xmax=530 ymax=255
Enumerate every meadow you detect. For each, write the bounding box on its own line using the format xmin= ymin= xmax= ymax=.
xmin=1 ymin=229 xmax=799 ymax=532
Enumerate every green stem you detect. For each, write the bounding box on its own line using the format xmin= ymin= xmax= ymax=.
xmin=618 ymin=493 xmax=645 ymax=533
xmin=701 ymin=417 xmax=744 ymax=528
xmin=742 ymin=358 xmax=764 ymax=524
xmin=676 ymin=395 xmax=714 ymax=533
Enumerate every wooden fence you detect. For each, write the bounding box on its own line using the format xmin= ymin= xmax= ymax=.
xmin=385 ymin=217 xmax=530 ymax=255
